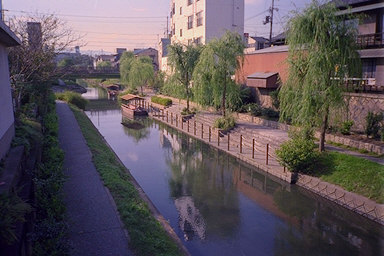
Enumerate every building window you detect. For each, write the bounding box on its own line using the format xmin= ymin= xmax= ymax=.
xmin=196 ymin=11 xmax=203 ymax=27
xmin=195 ymin=37 xmax=202 ymax=45
xmin=172 ymin=3 xmax=175 ymax=15
xmin=188 ymin=15 xmax=193 ymax=29
xmin=362 ymin=59 xmax=376 ymax=78
xmin=180 ymin=7 xmax=182 ymax=15
xmin=188 ymin=39 xmax=193 ymax=45
xmin=187 ymin=0 xmax=193 ymax=6
xmin=180 ymin=29 xmax=183 ymax=37
xmin=172 ymin=25 xmax=175 ymax=36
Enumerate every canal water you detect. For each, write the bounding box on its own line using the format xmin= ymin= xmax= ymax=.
xmin=83 ymin=90 xmax=383 ymax=256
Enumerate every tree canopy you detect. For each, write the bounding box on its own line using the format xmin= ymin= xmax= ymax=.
xmin=119 ymin=51 xmax=135 ymax=85
xmin=193 ymin=31 xmax=244 ymax=116
xmin=279 ymin=1 xmax=361 ymax=151
xmin=168 ymin=43 xmax=202 ymax=111
xmin=129 ymin=57 xmax=154 ymax=96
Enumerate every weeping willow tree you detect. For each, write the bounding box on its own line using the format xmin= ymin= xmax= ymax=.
xmin=193 ymin=31 xmax=244 ymax=116
xmin=168 ymin=43 xmax=202 ymax=111
xmin=129 ymin=57 xmax=154 ymax=95
xmin=279 ymin=1 xmax=361 ymax=151
xmin=119 ymin=51 xmax=135 ymax=86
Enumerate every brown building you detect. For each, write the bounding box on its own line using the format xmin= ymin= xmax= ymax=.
xmin=133 ymin=48 xmax=159 ymax=71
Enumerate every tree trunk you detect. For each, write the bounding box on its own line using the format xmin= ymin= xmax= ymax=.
xmin=319 ymin=110 xmax=329 ymax=152
xmin=221 ymin=76 xmax=227 ymax=116
xmin=140 ymin=85 xmax=144 ymax=96
xmin=186 ymin=83 xmax=190 ymax=111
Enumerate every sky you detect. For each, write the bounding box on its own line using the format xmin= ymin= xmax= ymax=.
xmin=3 ymin=0 xmax=312 ymax=54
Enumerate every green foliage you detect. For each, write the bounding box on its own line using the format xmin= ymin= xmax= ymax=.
xmin=129 ymin=57 xmax=154 ymax=95
xmin=55 ymin=91 xmax=88 ymax=110
xmin=70 ymin=105 xmax=182 ymax=256
xmin=119 ymin=51 xmax=135 ymax=85
xmin=242 ymin=103 xmax=262 ymax=116
xmin=151 ymin=96 xmax=172 ymax=106
xmin=261 ymin=107 xmax=280 ymax=119
xmin=96 ymin=61 xmax=112 ymax=70
xmin=269 ymin=89 xmax=280 ymax=109
xmin=214 ymin=115 xmax=236 ymax=131
xmin=381 ymin=128 xmax=384 ymax=142
xmin=0 ymin=193 xmax=32 ymax=245
xmin=149 ymin=71 xmax=165 ymax=91
xmin=340 ymin=120 xmax=354 ymax=135
xmin=57 ymin=58 xmax=74 ymax=68
xmin=168 ymin=43 xmax=202 ymax=110
xmin=181 ymin=107 xmax=196 ymax=116
xmin=30 ymin=93 xmax=69 ymax=255
xmin=365 ymin=112 xmax=383 ymax=139
xmin=276 ymin=134 xmax=319 ymax=173
xmin=161 ymin=75 xmax=187 ymax=99
xmin=279 ymin=1 xmax=361 ymax=151
xmin=193 ymin=31 xmax=245 ymax=116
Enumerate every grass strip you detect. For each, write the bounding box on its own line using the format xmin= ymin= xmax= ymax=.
xmin=327 ymin=141 xmax=383 ymax=158
xmin=317 ymin=151 xmax=384 ymax=204
xmin=69 ymin=105 xmax=182 ymax=256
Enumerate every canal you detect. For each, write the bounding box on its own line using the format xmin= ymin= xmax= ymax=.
xmin=83 ymin=88 xmax=383 ymax=256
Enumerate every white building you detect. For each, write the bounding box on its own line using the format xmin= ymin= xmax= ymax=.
xmin=0 ymin=20 xmax=21 ymax=160
xmin=170 ymin=0 xmax=244 ymax=45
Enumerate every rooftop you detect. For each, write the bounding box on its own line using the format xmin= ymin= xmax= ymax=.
xmin=0 ymin=20 xmax=21 ymax=47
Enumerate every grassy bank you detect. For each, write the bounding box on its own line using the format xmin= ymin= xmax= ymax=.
xmin=317 ymin=152 xmax=384 ymax=204
xmin=69 ymin=105 xmax=182 ymax=256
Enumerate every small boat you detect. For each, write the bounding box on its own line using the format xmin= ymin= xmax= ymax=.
xmin=120 ymin=94 xmax=148 ymax=118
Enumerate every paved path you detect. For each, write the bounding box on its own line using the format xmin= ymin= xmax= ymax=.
xmin=56 ymin=101 xmax=132 ymax=256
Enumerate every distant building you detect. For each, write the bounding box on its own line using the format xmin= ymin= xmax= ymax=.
xmin=0 ymin=19 xmax=21 ymax=160
xmin=75 ymin=46 xmax=80 ymax=54
xmin=93 ymin=54 xmax=117 ymax=69
xmin=244 ymin=33 xmax=269 ymax=53
xmin=27 ymin=22 xmax=42 ymax=49
xmin=116 ymin=48 xmax=127 ymax=55
xmin=134 ymin=48 xmax=159 ymax=70
xmin=170 ymin=0 xmax=245 ymax=45
xmin=158 ymin=38 xmax=171 ymax=73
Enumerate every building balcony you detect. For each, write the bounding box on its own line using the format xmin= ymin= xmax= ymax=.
xmin=356 ymin=32 xmax=384 ymax=49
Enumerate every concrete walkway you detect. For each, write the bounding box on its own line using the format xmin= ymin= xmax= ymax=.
xmin=56 ymin=101 xmax=132 ymax=256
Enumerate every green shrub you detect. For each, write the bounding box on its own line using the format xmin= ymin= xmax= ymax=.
xmin=214 ymin=115 xmax=236 ymax=131
xmin=55 ymin=91 xmax=88 ymax=110
xmin=276 ymin=137 xmax=320 ymax=173
xmin=0 ymin=193 xmax=32 ymax=245
xmin=244 ymin=103 xmax=262 ymax=116
xmin=270 ymin=89 xmax=280 ymax=109
xmin=151 ymin=96 xmax=172 ymax=106
xmin=262 ymin=107 xmax=280 ymax=119
xmin=181 ymin=107 xmax=196 ymax=116
xmin=381 ymin=128 xmax=384 ymax=142
xmin=340 ymin=120 xmax=354 ymax=135
xmin=365 ymin=112 xmax=383 ymax=138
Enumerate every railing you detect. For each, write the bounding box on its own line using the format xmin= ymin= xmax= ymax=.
xmin=140 ymin=101 xmax=384 ymax=224
xmin=356 ymin=32 xmax=384 ymax=49
xmin=344 ymin=78 xmax=384 ymax=93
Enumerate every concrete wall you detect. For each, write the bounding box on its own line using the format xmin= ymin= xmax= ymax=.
xmin=376 ymin=57 xmax=384 ymax=86
xmin=0 ymin=43 xmax=15 ymax=160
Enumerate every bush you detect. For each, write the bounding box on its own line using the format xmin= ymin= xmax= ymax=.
xmin=262 ymin=107 xmax=280 ymax=119
xmin=181 ymin=107 xmax=196 ymax=116
xmin=270 ymin=89 xmax=280 ymax=109
xmin=381 ymin=128 xmax=384 ymax=142
xmin=55 ymin=91 xmax=88 ymax=110
xmin=276 ymin=137 xmax=320 ymax=173
xmin=214 ymin=115 xmax=236 ymax=131
xmin=241 ymin=103 xmax=262 ymax=116
xmin=151 ymin=96 xmax=172 ymax=106
xmin=365 ymin=112 xmax=383 ymax=138
xmin=340 ymin=120 xmax=354 ymax=135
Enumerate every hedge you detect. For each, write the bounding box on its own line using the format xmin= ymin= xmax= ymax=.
xmin=151 ymin=96 xmax=172 ymax=106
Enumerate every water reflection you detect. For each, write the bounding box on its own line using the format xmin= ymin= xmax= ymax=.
xmin=87 ymin=106 xmax=384 ymax=256
xmin=82 ymin=87 xmax=108 ymax=100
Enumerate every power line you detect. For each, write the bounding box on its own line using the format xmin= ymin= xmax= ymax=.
xmin=5 ymin=9 xmax=166 ymax=19
xmin=73 ymin=30 xmax=159 ymax=36
xmin=245 ymin=9 xmax=269 ymax=21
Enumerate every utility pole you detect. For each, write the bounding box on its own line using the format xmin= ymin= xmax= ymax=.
xmin=269 ymin=0 xmax=274 ymax=45
xmin=263 ymin=0 xmax=278 ymax=46
xmin=166 ymin=16 xmax=169 ymax=38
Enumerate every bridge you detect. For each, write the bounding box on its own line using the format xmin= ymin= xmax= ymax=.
xmin=56 ymin=67 xmax=120 ymax=79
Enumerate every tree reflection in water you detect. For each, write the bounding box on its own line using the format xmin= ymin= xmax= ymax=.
xmin=121 ymin=116 xmax=151 ymax=144
xmin=161 ymin=127 xmax=240 ymax=241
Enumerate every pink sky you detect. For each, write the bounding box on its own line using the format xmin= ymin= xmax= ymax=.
xmin=3 ymin=0 xmax=311 ymax=53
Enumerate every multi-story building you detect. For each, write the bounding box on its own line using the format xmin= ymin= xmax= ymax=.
xmin=158 ymin=38 xmax=171 ymax=73
xmin=170 ymin=0 xmax=244 ymax=45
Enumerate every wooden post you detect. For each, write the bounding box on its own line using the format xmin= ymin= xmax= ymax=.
xmin=171 ymin=113 xmax=173 ymax=125
xmin=201 ymin=123 xmax=203 ymax=139
xmin=240 ymin=135 xmax=243 ymax=153
xmin=181 ymin=118 xmax=183 ymax=129
xmin=166 ymin=111 xmax=168 ymax=122
xmin=252 ymin=139 xmax=255 ymax=159
xmin=194 ymin=121 xmax=196 ymax=135
xmin=209 ymin=126 xmax=211 ymax=142
xmin=162 ymin=109 xmax=164 ymax=121
xmin=266 ymin=143 xmax=269 ymax=165
xmin=176 ymin=114 xmax=178 ymax=127
xmin=218 ymin=130 xmax=220 ymax=146
xmin=187 ymin=120 xmax=190 ymax=132
xmin=227 ymin=134 xmax=230 ymax=151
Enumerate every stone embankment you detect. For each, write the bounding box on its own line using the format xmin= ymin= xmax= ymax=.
xmin=141 ymin=100 xmax=384 ymax=225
